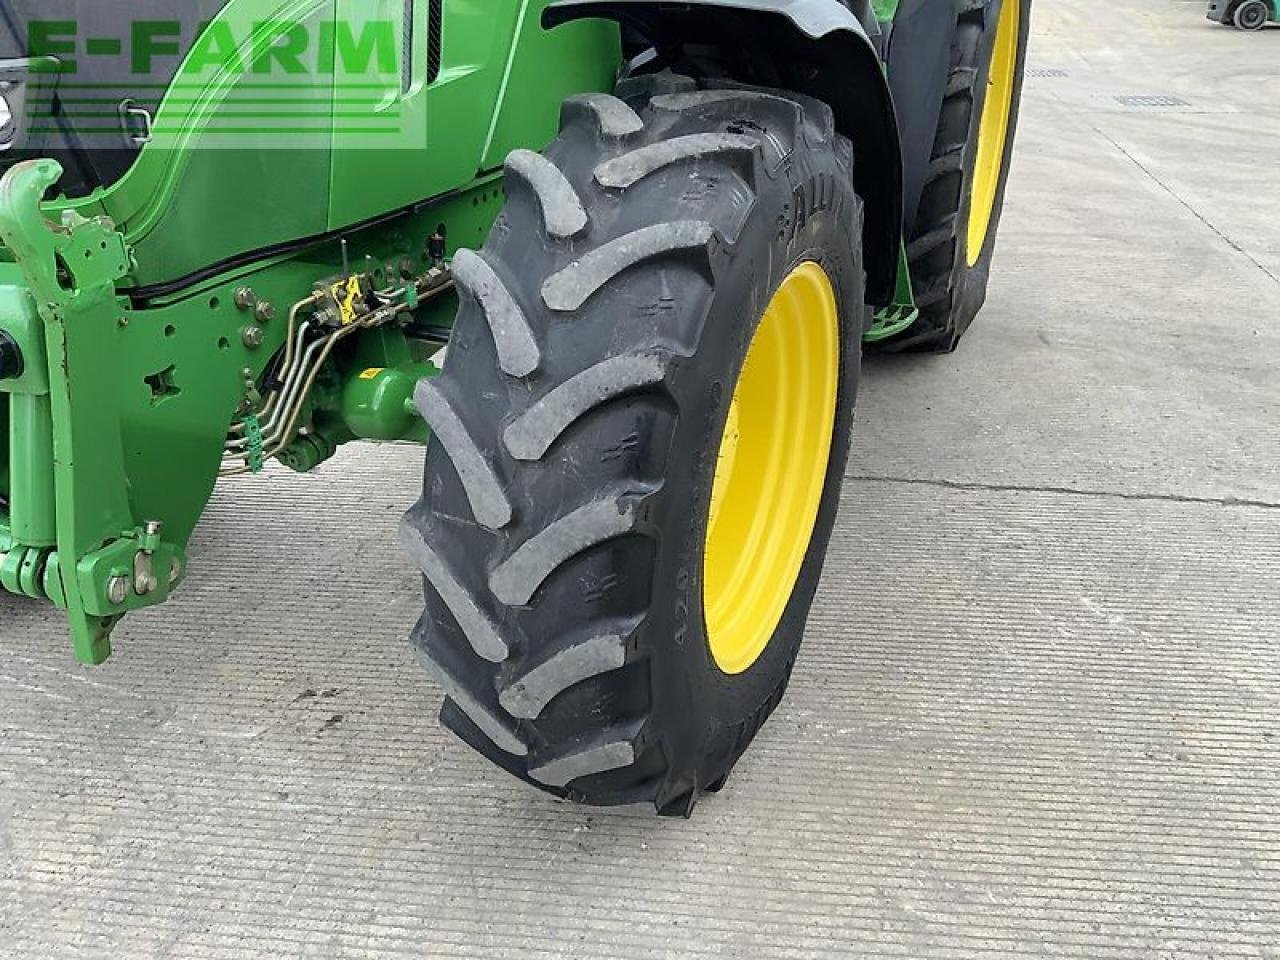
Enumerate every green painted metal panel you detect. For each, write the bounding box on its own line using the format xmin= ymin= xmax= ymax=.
xmin=26 ymin=1 xmax=618 ymax=286
xmin=326 ymin=0 xmax=507 ymax=227
xmin=40 ymin=1 xmax=340 ymax=288
xmin=479 ymin=2 xmax=621 ymax=170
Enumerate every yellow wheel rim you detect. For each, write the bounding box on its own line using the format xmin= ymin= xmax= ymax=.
xmin=966 ymin=0 xmax=1021 ymax=266
xmin=702 ymin=262 xmax=840 ymax=675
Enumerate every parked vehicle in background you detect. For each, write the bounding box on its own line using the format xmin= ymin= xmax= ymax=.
xmin=1208 ymin=0 xmax=1279 ymax=30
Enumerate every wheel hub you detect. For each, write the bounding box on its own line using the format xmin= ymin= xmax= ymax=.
xmin=702 ymin=262 xmax=840 ymax=675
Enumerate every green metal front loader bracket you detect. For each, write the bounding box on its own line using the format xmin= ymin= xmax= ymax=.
xmin=0 ymin=159 xmax=184 ymax=664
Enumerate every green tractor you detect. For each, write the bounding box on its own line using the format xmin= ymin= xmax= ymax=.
xmin=0 ymin=0 xmax=1031 ymax=814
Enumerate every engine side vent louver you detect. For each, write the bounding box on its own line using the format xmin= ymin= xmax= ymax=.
xmin=428 ymin=0 xmax=444 ymax=85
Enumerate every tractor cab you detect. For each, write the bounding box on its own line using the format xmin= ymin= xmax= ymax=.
xmin=0 ymin=3 xmax=225 ymax=197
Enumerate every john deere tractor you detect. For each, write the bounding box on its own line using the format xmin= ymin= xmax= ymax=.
xmin=0 ymin=0 xmax=1031 ymax=814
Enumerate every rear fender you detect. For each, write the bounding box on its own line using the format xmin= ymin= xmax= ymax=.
xmin=544 ymin=0 xmax=904 ymax=306
xmin=882 ymin=0 xmax=966 ymax=236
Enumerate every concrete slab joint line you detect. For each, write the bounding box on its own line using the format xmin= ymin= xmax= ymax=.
xmin=1084 ymin=122 xmax=1280 ymax=288
xmin=845 ymin=474 xmax=1280 ymax=511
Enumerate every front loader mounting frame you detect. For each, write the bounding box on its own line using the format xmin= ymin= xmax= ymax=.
xmin=0 ymin=156 xmax=519 ymax=663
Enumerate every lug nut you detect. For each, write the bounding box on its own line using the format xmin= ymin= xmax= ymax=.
xmin=134 ymin=570 xmax=157 ymax=597
xmin=233 ymin=286 xmax=258 ymax=310
xmin=242 ymin=326 xmax=265 ymax=349
xmin=107 ymin=576 xmax=130 ymax=605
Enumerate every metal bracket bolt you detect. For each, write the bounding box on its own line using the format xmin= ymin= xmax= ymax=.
xmin=103 ymin=521 xmax=171 ymax=606
xmin=107 ymin=575 xmax=130 ymax=606
xmin=132 ymin=521 xmax=163 ymax=597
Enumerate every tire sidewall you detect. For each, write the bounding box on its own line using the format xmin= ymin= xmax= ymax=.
xmin=640 ymin=142 xmax=865 ymax=792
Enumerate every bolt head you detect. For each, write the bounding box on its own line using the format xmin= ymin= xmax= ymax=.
xmin=107 ymin=576 xmax=130 ymax=606
xmin=242 ymin=326 xmax=265 ymax=349
xmin=254 ymin=300 xmax=276 ymax=323
xmin=233 ymin=286 xmax=258 ymax=310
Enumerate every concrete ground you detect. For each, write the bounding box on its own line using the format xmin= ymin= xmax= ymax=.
xmin=3 ymin=1 xmax=1279 ymax=956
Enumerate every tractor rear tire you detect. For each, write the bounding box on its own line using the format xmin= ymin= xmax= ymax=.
xmin=882 ymin=0 xmax=1032 ymax=353
xmin=401 ymin=75 xmax=865 ymax=815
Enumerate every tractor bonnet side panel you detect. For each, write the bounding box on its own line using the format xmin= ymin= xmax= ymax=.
xmin=2 ymin=0 xmax=551 ymax=292
xmin=32 ymin=0 xmax=345 ymax=290
xmin=327 ymin=0 xmax=620 ymax=230
xmin=479 ymin=4 xmax=621 ymax=170
xmin=326 ymin=0 xmax=510 ymax=229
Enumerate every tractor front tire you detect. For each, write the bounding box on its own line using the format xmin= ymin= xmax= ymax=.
xmin=401 ymin=76 xmax=865 ymax=815
xmin=883 ymin=0 xmax=1032 ymax=353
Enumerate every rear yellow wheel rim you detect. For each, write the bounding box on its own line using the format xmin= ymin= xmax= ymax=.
xmin=702 ymin=262 xmax=840 ymax=675
xmin=966 ymin=0 xmax=1021 ymax=266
